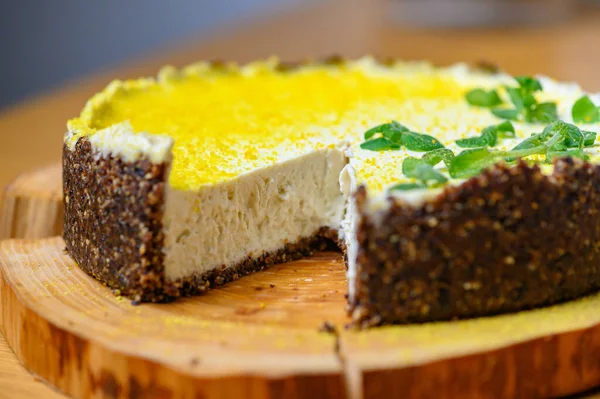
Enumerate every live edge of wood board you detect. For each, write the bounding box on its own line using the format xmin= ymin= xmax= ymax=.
xmin=2 ymin=163 xmax=600 ymax=399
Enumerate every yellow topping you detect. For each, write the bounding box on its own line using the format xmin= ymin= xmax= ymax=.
xmin=67 ymin=58 xmax=595 ymax=193
xmin=68 ymin=59 xmax=467 ymax=190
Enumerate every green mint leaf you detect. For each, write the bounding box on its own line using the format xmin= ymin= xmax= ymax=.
xmin=449 ymin=119 xmax=590 ymax=180
xmin=482 ymin=126 xmax=499 ymax=146
xmin=449 ymin=148 xmax=499 ymax=179
xmin=413 ymin=163 xmax=448 ymax=184
xmin=456 ymin=122 xmax=514 ymax=149
xmin=382 ymin=129 xmax=403 ymax=142
xmin=364 ymin=121 xmax=408 ymax=140
xmin=506 ymin=87 xmax=526 ymax=111
xmin=401 ymin=131 xmax=444 ymax=152
xmin=528 ymin=102 xmax=558 ymax=123
xmin=388 ymin=182 xmax=426 ymax=191
xmin=572 ymin=95 xmax=600 ymax=124
xmin=542 ymin=121 xmax=584 ymax=150
xmin=583 ymin=131 xmax=597 ymax=147
xmin=401 ymin=157 xmax=424 ymax=176
xmin=360 ymin=137 xmax=400 ymax=151
xmin=402 ymin=157 xmax=448 ymax=185
xmin=515 ymin=76 xmax=543 ymax=93
xmin=510 ymin=133 xmax=545 ymax=154
xmin=497 ymin=121 xmax=516 ymax=138
xmin=364 ymin=125 xmax=381 ymax=140
xmin=421 ymin=148 xmax=455 ymax=167
xmin=456 ymin=136 xmax=490 ymax=148
xmin=492 ymin=108 xmax=519 ymax=121
xmin=465 ymin=89 xmax=503 ymax=107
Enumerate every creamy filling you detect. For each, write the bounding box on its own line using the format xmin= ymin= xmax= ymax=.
xmin=161 ymin=148 xmax=347 ymax=281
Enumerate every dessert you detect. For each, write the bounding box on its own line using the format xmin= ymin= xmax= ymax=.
xmin=63 ymin=57 xmax=600 ymax=326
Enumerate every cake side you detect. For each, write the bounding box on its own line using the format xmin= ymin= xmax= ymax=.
xmin=63 ymin=138 xmax=170 ymax=302
xmin=350 ymin=158 xmax=600 ymax=327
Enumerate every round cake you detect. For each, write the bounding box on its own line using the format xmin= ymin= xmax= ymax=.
xmin=63 ymin=57 xmax=600 ymax=326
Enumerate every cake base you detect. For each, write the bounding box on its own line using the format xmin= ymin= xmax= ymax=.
xmin=4 ymin=164 xmax=600 ymax=398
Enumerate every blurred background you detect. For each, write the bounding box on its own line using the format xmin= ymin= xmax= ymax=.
xmin=2 ymin=0 xmax=599 ymax=109
xmin=0 ymin=0 xmax=599 ymax=184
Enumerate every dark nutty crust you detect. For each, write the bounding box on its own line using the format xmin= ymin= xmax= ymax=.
xmin=350 ymin=159 xmax=600 ymax=327
xmin=63 ymin=139 xmax=169 ymax=302
xmin=63 ymin=139 xmax=335 ymax=302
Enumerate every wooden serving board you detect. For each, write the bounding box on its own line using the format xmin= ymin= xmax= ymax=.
xmin=0 ymin=163 xmax=63 ymax=240
xmin=3 ymin=164 xmax=600 ymax=398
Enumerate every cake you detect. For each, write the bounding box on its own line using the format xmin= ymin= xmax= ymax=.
xmin=63 ymin=57 xmax=600 ymax=327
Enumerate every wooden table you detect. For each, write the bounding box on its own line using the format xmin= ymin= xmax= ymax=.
xmin=1 ymin=1 xmax=599 ymax=397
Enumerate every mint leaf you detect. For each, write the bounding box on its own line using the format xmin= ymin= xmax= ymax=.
xmin=528 ymin=102 xmax=558 ymax=123
xmin=359 ymin=137 xmax=400 ymax=151
xmin=456 ymin=122 xmax=515 ymax=148
xmin=449 ymin=148 xmax=500 ymax=179
xmin=543 ymin=121 xmax=584 ymax=150
xmin=506 ymin=87 xmax=527 ymax=111
xmin=364 ymin=121 xmax=408 ymax=140
xmin=515 ymin=76 xmax=543 ymax=92
xmin=450 ymin=120 xmax=590 ymax=180
xmin=421 ymin=148 xmax=455 ymax=167
xmin=388 ymin=182 xmax=426 ymax=191
xmin=456 ymin=136 xmax=489 ymax=148
xmin=497 ymin=121 xmax=516 ymax=138
xmin=361 ymin=122 xmax=443 ymax=152
xmin=511 ymin=133 xmax=544 ymax=152
xmin=572 ymin=95 xmax=600 ymax=124
xmin=583 ymin=131 xmax=597 ymax=147
xmin=466 ymin=89 xmax=503 ymax=107
xmin=469 ymin=76 xmax=557 ymax=124
xmin=492 ymin=108 xmax=519 ymax=121
xmin=401 ymin=132 xmax=444 ymax=152
xmin=402 ymin=157 xmax=448 ymax=185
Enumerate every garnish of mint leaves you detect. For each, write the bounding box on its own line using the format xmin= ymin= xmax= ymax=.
xmin=360 ymin=121 xmax=444 ymax=152
xmin=465 ymin=89 xmax=502 ymax=107
xmin=493 ymin=76 xmax=558 ymax=123
xmin=572 ymin=95 xmax=600 ymax=123
xmin=456 ymin=121 xmax=515 ymax=148
xmin=389 ymin=148 xmax=455 ymax=191
xmin=467 ymin=76 xmax=558 ymax=123
xmin=449 ymin=121 xmax=592 ymax=178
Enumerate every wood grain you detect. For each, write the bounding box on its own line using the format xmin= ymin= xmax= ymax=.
xmin=6 ymin=237 xmax=600 ymax=398
xmin=4 ymin=167 xmax=600 ymax=398
xmin=0 ymin=238 xmax=346 ymax=399
xmin=0 ymin=163 xmax=62 ymax=240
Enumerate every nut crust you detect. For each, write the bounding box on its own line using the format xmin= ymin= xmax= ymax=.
xmin=350 ymin=159 xmax=600 ymax=327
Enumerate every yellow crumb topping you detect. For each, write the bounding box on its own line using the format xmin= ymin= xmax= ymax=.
xmin=67 ymin=58 xmax=596 ymax=193
xmin=68 ymin=59 xmax=467 ymax=190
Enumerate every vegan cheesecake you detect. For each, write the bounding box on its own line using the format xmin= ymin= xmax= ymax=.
xmin=63 ymin=57 xmax=600 ymax=326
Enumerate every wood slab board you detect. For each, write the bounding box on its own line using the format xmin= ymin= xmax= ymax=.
xmin=0 ymin=163 xmax=63 ymax=240
xmin=3 ymin=164 xmax=600 ymax=398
